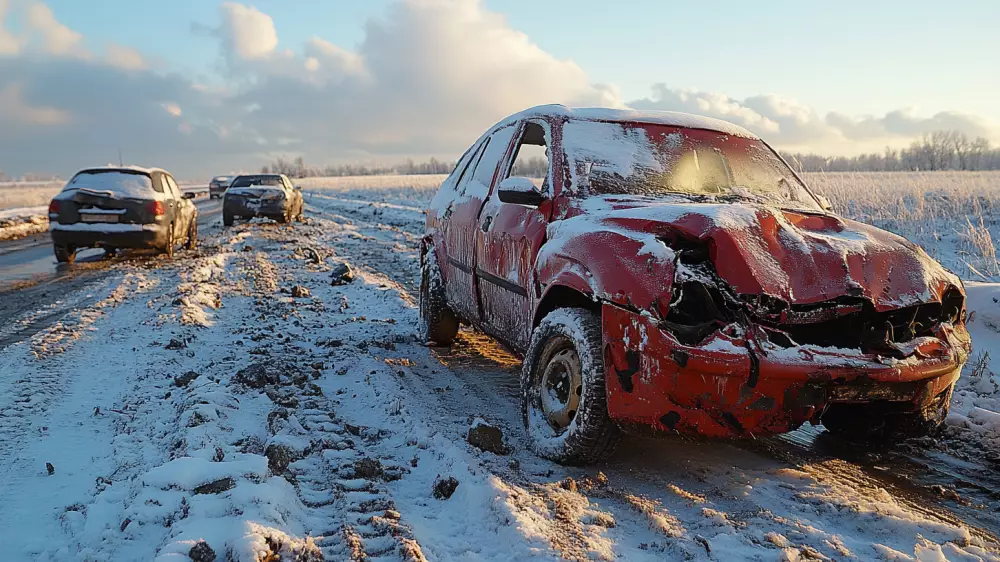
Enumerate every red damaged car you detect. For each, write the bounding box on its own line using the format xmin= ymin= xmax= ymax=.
xmin=420 ymin=105 xmax=970 ymax=464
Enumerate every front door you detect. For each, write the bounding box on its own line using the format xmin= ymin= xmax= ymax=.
xmin=441 ymin=124 xmax=518 ymax=323
xmin=475 ymin=120 xmax=554 ymax=352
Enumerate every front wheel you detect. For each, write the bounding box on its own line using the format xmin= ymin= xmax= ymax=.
xmin=522 ymin=308 xmax=621 ymax=465
xmin=54 ymin=244 xmax=76 ymax=264
xmin=418 ymin=250 xmax=458 ymax=346
xmin=223 ymin=211 xmax=234 ymax=227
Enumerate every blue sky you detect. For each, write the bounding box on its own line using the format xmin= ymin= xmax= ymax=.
xmin=37 ymin=0 xmax=999 ymax=120
xmin=1 ymin=0 xmax=997 ymax=177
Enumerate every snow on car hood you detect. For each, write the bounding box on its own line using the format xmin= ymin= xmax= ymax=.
xmin=561 ymin=195 xmax=960 ymax=310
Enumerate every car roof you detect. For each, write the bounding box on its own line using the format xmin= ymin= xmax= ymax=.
xmin=75 ymin=165 xmax=168 ymax=176
xmin=492 ymin=104 xmax=759 ymax=140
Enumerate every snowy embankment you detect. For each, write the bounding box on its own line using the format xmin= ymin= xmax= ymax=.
xmin=0 ymin=206 xmax=49 ymax=241
xmin=0 ymin=188 xmax=996 ymax=560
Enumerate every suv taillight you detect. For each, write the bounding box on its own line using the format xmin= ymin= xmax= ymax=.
xmin=48 ymin=200 xmax=60 ymax=214
xmin=147 ymin=201 xmax=166 ymax=216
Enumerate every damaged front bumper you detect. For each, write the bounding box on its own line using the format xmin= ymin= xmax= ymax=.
xmin=224 ymin=196 xmax=288 ymax=219
xmin=602 ymin=303 xmax=971 ymax=438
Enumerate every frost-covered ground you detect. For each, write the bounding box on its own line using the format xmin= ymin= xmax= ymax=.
xmin=0 ymin=176 xmax=997 ymax=561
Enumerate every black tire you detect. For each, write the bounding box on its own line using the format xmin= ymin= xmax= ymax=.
xmin=418 ymin=249 xmax=458 ymax=346
xmin=163 ymin=224 xmax=175 ymax=258
xmin=223 ymin=211 xmax=234 ymax=227
xmin=522 ymin=308 xmax=621 ymax=465
xmin=54 ymin=244 xmax=76 ymax=264
xmin=185 ymin=219 xmax=198 ymax=250
xmin=821 ymin=385 xmax=953 ymax=443
xmin=276 ymin=212 xmax=289 ymax=224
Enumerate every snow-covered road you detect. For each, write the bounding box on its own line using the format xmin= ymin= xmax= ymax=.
xmin=0 ymin=189 xmax=998 ymax=561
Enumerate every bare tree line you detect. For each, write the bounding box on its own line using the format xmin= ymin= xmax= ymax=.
xmin=781 ymin=130 xmax=1000 ymax=173
xmin=261 ymin=156 xmax=456 ymax=178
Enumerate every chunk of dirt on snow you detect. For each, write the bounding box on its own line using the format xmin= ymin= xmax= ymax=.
xmin=174 ymin=370 xmax=200 ymax=388
xmin=467 ymin=418 xmax=509 ymax=455
xmin=290 ymin=285 xmax=311 ymax=298
xmin=189 ymin=540 xmax=217 ymax=562
xmin=193 ymin=477 xmax=235 ymax=495
xmin=354 ymin=457 xmax=383 ymax=480
xmin=432 ymin=476 xmax=459 ymax=500
xmin=235 ymin=363 xmax=281 ymax=389
xmin=265 ymin=444 xmax=298 ymax=473
xmin=330 ymin=262 xmax=354 ymax=286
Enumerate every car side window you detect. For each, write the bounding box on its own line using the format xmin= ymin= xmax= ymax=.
xmin=152 ymin=173 xmax=166 ymax=194
xmin=165 ymin=175 xmax=181 ymax=199
xmin=464 ymin=125 xmax=517 ymax=200
xmin=504 ymin=121 xmax=550 ymax=193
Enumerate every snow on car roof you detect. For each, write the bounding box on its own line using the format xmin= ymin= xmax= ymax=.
xmin=75 ymin=165 xmax=167 ymax=176
xmin=493 ymin=104 xmax=759 ymax=139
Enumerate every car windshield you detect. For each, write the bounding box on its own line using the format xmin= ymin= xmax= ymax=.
xmin=63 ymin=170 xmax=159 ymax=195
xmin=231 ymin=176 xmax=282 ymax=188
xmin=563 ymin=120 xmax=820 ymax=210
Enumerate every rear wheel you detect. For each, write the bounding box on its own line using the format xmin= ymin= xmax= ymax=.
xmin=163 ymin=224 xmax=175 ymax=258
xmin=185 ymin=219 xmax=198 ymax=250
xmin=522 ymin=308 xmax=621 ymax=465
xmin=54 ymin=244 xmax=76 ymax=264
xmin=223 ymin=211 xmax=234 ymax=227
xmin=418 ymin=250 xmax=458 ymax=346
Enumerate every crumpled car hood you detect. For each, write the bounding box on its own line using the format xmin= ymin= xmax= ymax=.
xmin=573 ymin=196 xmax=960 ymax=310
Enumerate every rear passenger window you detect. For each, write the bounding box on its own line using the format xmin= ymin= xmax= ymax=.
xmin=165 ymin=175 xmax=181 ymax=198
xmin=465 ymin=125 xmax=517 ymax=199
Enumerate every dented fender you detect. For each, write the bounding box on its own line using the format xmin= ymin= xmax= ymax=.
xmin=534 ymin=229 xmax=676 ymax=312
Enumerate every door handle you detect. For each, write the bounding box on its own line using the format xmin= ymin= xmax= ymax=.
xmin=481 ymin=215 xmax=493 ymax=232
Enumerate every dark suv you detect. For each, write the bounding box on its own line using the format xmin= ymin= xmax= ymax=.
xmin=222 ymin=174 xmax=304 ymax=226
xmin=49 ymin=166 xmax=198 ymax=262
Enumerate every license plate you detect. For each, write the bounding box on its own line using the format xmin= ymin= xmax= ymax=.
xmin=80 ymin=213 xmax=119 ymax=223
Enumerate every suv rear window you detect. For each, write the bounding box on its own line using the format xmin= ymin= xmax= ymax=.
xmin=63 ymin=170 xmax=158 ymax=195
xmin=231 ymin=176 xmax=283 ymax=188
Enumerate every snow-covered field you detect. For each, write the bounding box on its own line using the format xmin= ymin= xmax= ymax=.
xmin=0 ymin=174 xmax=998 ymax=561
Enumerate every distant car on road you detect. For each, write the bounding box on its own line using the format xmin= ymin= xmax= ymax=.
xmin=421 ymin=104 xmax=970 ymax=464
xmin=209 ymin=176 xmax=234 ymax=199
xmin=222 ymin=174 xmax=304 ymax=226
xmin=48 ymin=166 xmax=198 ymax=263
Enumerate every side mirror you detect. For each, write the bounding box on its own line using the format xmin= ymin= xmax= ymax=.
xmin=182 ymin=192 xmax=197 ymax=200
xmin=294 ymin=185 xmax=302 ymax=191
xmin=816 ymin=194 xmax=833 ymax=212
xmin=497 ymin=177 xmax=545 ymax=206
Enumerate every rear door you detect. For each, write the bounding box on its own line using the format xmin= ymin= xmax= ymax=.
xmin=156 ymin=172 xmax=182 ymax=230
xmin=165 ymin=174 xmax=194 ymax=234
xmin=440 ymin=124 xmax=518 ymax=324
xmin=475 ymin=120 xmax=554 ymax=351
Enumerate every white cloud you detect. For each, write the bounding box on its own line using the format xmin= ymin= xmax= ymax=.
xmin=162 ymin=102 xmax=182 ymax=117
xmin=0 ymin=0 xmax=22 ymax=55
xmin=0 ymin=0 xmax=997 ymax=177
xmin=0 ymin=82 xmax=70 ymax=125
xmin=26 ymin=1 xmax=86 ymax=57
xmin=629 ymin=86 xmax=999 ymax=154
xmin=219 ymin=2 xmax=278 ymax=61
xmin=105 ymin=43 xmax=147 ymax=71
